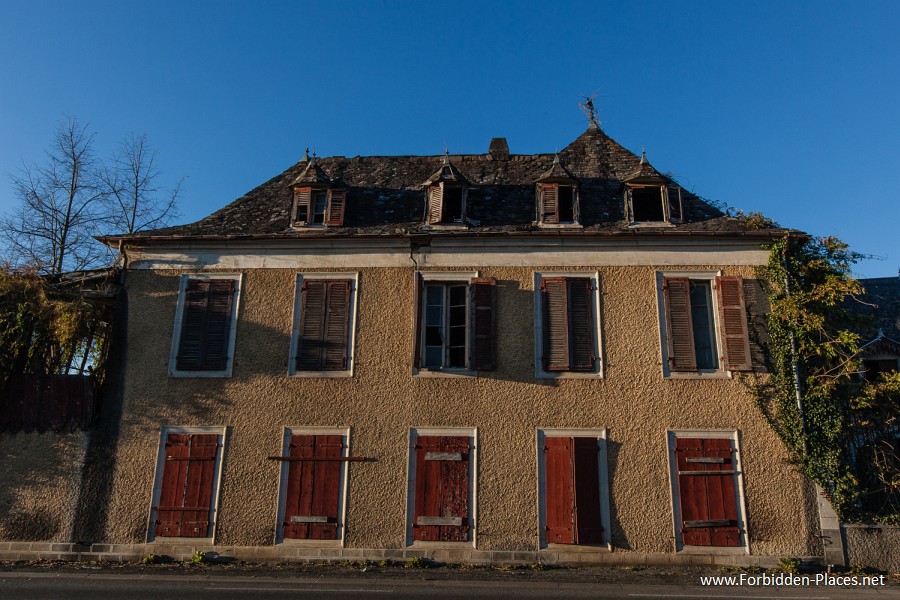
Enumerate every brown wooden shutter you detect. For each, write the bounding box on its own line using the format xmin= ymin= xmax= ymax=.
xmin=544 ymin=437 xmax=575 ymax=544
xmin=283 ymin=434 xmax=342 ymax=540
xmin=715 ymin=276 xmax=752 ymax=371
xmin=541 ymin=184 xmax=559 ymax=224
xmin=323 ymin=280 xmax=351 ymax=370
xmin=413 ymin=435 xmax=470 ymax=542
xmin=568 ymin=278 xmax=595 ymax=371
xmin=294 ymin=187 xmax=312 ymax=223
xmin=675 ymin=437 xmax=741 ymax=547
xmin=572 ymin=437 xmax=603 ymax=544
xmin=667 ymin=184 xmax=683 ymax=223
xmin=542 ymin=277 xmax=570 ymax=370
xmin=470 ymin=277 xmax=496 ymax=371
xmin=176 ymin=279 xmax=235 ymax=372
xmin=412 ymin=272 xmax=423 ymax=369
xmin=663 ymin=278 xmax=697 ymax=372
xmin=297 ymin=280 xmax=351 ymax=371
xmin=427 ymin=185 xmax=443 ymax=224
xmin=326 ymin=189 xmax=346 ymax=227
xmin=156 ymin=433 xmax=219 ymax=538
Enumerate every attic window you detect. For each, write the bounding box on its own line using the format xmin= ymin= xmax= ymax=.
xmin=626 ymin=184 xmax=682 ymax=224
xmin=427 ymin=183 xmax=467 ymax=225
xmin=293 ymin=187 xmax=346 ymax=228
xmin=539 ymin=183 xmax=577 ymax=225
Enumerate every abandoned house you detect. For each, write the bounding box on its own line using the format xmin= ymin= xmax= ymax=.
xmin=0 ymin=120 xmax=826 ymax=566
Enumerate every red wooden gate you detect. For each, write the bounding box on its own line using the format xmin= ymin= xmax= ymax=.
xmin=413 ymin=435 xmax=470 ymax=541
xmin=155 ymin=433 xmax=219 ymax=538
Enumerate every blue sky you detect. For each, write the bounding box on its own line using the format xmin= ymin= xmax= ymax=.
xmin=1 ymin=1 xmax=897 ymax=278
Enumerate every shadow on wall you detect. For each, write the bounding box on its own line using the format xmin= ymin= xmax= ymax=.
xmin=604 ymin=438 xmax=630 ymax=550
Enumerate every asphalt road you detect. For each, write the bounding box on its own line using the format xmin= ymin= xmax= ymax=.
xmin=1 ymin=573 xmax=898 ymax=600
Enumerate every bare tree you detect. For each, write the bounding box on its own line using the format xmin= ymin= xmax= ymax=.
xmin=3 ymin=118 xmax=108 ymax=274
xmin=100 ymin=133 xmax=181 ymax=235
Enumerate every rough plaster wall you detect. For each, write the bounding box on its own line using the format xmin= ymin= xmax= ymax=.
xmin=104 ymin=265 xmax=816 ymax=556
xmin=845 ymin=527 xmax=900 ymax=572
xmin=0 ymin=432 xmax=87 ymax=541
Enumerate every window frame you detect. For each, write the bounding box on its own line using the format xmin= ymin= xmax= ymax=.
xmin=292 ymin=187 xmax=346 ymax=228
xmin=273 ymin=426 xmax=351 ymax=546
xmin=412 ymin=271 xmax=480 ymax=378
xmin=533 ymin=272 xmax=604 ymax=379
xmin=426 ymin=182 xmax=468 ymax=228
xmin=168 ymin=273 xmax=242 ymax=378
xmin=536 ymin=428 xmax=611 ymax=551
xmin=626 ymin=184 xmax=682 ymax=226
xmin=537 ymin=183 xmax=581 ymax=228
xmin=288 ymin=272 xmax=359 ymax=378
xmin=405 ymin=427 xmax=478 ymax=548
xmin=665 ymin=429 xmax=750 ymax=554
xmin=146 ymin=425 xmax=227 ymax=543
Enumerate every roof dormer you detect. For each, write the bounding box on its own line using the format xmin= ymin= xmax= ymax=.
xmin=623 ymin=151 xmax=682 ymax=225
xmin=290 ymin=153 xmax=346 ymax=228
xmin=423 ymin=151 xmax=469 ymax=227
xmin=536 ymin=154 xmax=580 ymax=226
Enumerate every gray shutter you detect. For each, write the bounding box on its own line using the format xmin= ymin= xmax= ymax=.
xmin=663 ymin=278 xmax=697 ymax=371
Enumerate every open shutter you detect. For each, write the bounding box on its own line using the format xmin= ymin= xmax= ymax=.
xmin=544 ymin=437 xmax=575 ymax=544
xmin=663 ymin=278 xmax=697 ymax=372
xmin=427 ymin=185 xmax=443 ymax=224
xmin=283 ymin=434 xmax=342 ymax=540
xmin=625 ymin=188 xmax=633 ymax=222
xmin=297 ymin=280 xmax=327 ymax=370
xmin=568 ymin=278 xmax=595 ymax=371
xmin=294 ymin=187 xmax=312 ymax=223
xmin=156 ymin=433 xmax=218 ymax=538
xmin=715 ymin=276 xmax=752 ymax=371
xmin=413 ymin=435 xmax=470 ymax=542
xmin=326 ymin=189 xmax=346 ymax=226
xmin=176 ymin=279 xmax=234 ymax=372
xmin=542 ymin=277 xmax=570 ymax=370
xmin=541 ymin=184 xmax=559 ymax=224
xmin=470 ymin=277 xmax=496 ymax=371
xmin=675 ymin=437 xmax=741 ymax=547
xmin=322 ymin=280 xmax=351 ymax=370
xmin=667 ymin=185 xmax=683 ymax=223
xmin=412 ymin=273 xmax=423 ymax=369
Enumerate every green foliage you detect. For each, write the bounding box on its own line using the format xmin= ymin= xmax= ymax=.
xmin=141 ymin=554 xmax=159 ymax=564
xmin=190 ymin=550 xmax=207 ymax=565
xmin=750 ymin=237 xmax=900 ymax=522
xmin=404 ymin=556 xmax=427 ymax=569
xmin=779 ymin=557 xmax=801 ymax=574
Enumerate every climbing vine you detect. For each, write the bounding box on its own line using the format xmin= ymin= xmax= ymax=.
xmin=749 ymin=236 xmax=900 ymax=523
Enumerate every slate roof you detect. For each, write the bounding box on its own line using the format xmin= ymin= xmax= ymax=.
xmin=853 ymin=277 xmax=900 ymax=348
xmin=103 ymin=126 xmax=792 ymax=241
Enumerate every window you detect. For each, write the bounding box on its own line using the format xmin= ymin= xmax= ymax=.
xmin=658 ymin=273 xmax=751 ymax=376
xmin=293 ymin=187 xmax=346 ymax=227
xmin=427 ymin=183 xmax=467 ymax=225
xmin=534 ymin=273 xmax=602 ymax=378
xmin=289 ymin=273 xmax=358 ymax=377
xmin=149 ymin=427 xmax=225 ymax=541
xmin=406 ymin=428 xmax=476 ymax=545
xmin=275 ymin=428 xmax=349 ymax=544
xmin=413 ymin=273 xmax=495 ymax=373
xmin=169 ymin=274 xmax=241 ymax=377
xmin=539 ymin=184 xmax=578 ymax=225
xmin=864 ymin=358 xmax=899 ymax=382
xmin=538 ymin=429 xmax=610 ymax=548
xmin=626 ymin=184 xmax=682 ymax=224
xmin=667 ymin=431 xmax=747 ymax=551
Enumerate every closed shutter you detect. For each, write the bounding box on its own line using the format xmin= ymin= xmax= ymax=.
xmin=572 ymin=437 xmax=603 ymax=543
xmin=156 ymin=433 xmax=219 ymax=538
xmin=326 ymin=189 xmax=346 ymax=227
xmin=544 ymin=437 xmax=603 ymax=545
xmin=667 ymin=185 xmax=683 ymax=223
xmin=283 ymin=434 xmax=342 ymax=540
xmin=294 ymin=187 xmax=312 ymax=223
xmin=176 ymin=279 xmax=235 ymax=372
xmin=663 ymin=278 xmax=697 ymax=372
xmin=413 ymin=435 xmax=470 ymax=542
xmin=428 ymin=185 xmax=443 ymax=224
xmin=715 ymin=277 xmax=752 ymax=371
xmin=297 ymin=280 xmax=351 ymax=371
xmin=470 ymin=277 xmax=496 ymax=371
xmin=675 ymin=437 xmax=741 ymax=547
xmin=542 ymin=277 xmax=570 ymax=371
xmin=568 ymin=279 xmax=595 ymax=371
xmin=541 ymin=184 xmax=559 ymax=224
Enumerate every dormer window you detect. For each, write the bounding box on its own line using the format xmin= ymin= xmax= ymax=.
xmin=427 ymin=182 xmax=467 ymax=225
xmin=625 ymin=184 xmax=682 ymax=224
xmin=538 ymin=183 xmax=578 ymax=225
xmin=292 ymin=187 xmax=346 ymax=228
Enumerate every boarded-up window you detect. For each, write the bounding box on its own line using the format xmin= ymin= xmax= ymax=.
xmin=297 ymin=279 xmax=351 ymax=371
xmin=674 ymin=437 xmax=741 ymax=547
xmin=412 ymin=435 xmax=470 ymax=542
xmin=541 ymin=277 xmax=595 ymax=372
xmin=175 ymin=278 xmax=236 ymax=372
xmin=282 ymin=434 xmax=343 ymax=540
xmin=155 ymin=433 xmax=220 ymax=538
xmin=544 ymin=437 xmax=603 ymax=545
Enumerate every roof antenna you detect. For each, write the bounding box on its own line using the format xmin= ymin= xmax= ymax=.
xmin=580 ymin=94 xmax=600 ymax=130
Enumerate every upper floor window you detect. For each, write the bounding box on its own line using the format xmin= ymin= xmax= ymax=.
xmin=427 ymin=182 xmax=467 ymax=225
xmin=292 ymin=187 xmax=346 ymax=227
xmin=626 ymin=184 xmax=682 ymax=224
xmin=289 ymin=273 xmax=358 ymax=377
xmin=169 ymin=274 xmax=241 ymax=377
xmin=534 ymin=273 xmax=602 ymax=378
xmin=538 ymin=183 xmax=578 ymax=225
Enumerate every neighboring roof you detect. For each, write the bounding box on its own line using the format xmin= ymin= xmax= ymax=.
xmin=100 ymin=126 xmax=792 ymax=242
xmin=852 ymin=276 xmax=900 ymax=347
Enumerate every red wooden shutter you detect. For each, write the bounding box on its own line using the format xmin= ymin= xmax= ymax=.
xmin=572 ymin=437 xmax=603 ymax=544
xmin=667 ymin=185 xmax=683 ymax=223
xmin=427 ymin=186 xmax=443 ymax=224
xmin=675 ymin=437 xmax=741 ymax=547
xmin=326 ymin=189 xmax=346 ymax=226
xmin=294 ymin=187 xmax=312 ymax=223
xmin=544 ymin=437 xmax=575 ymax=544
xmin=413 ymin=435 xmax=470 ymax=542
xmin=282 ymin=434 xmax=342 ymax=540
xmin=156 ymin=433 xmax=218 ymax=538
xmin=663 ymin=278 xmax=697 ymax=371
xmin=715 ymin=276 xmax=752 ymax=371
xmin=470 ymin=277 xmax=496 ymax=371
xmin=541 ymin=184 xmax=559 ymax=224
xmin=542 ymin=277 xmax=570 ymax=371
xmin=176 ymin=279 xmax=234 ymax=372
xmin=567 ymin=278 xmax=595 ymax=371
